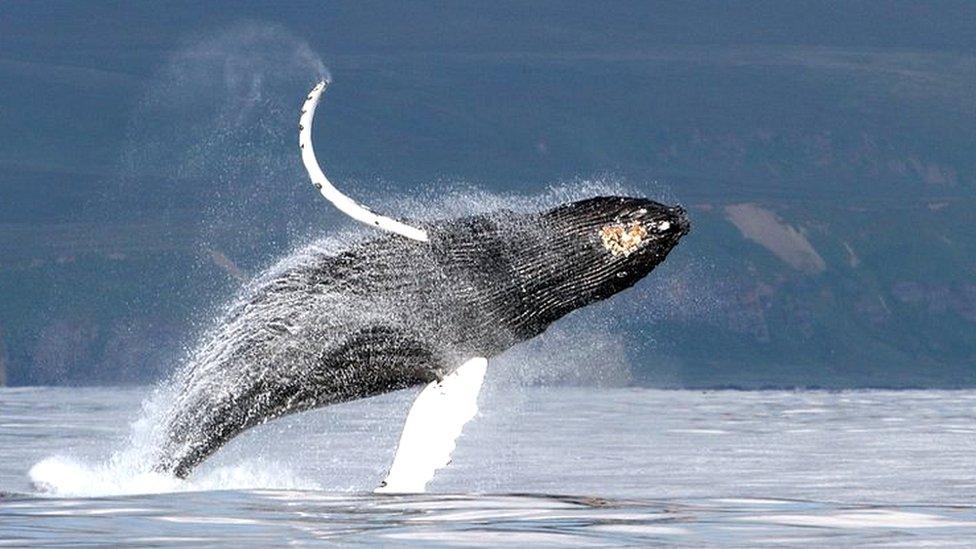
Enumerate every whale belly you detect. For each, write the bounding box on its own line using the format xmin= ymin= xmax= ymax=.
xmin=155 ymin=321 xmax=443 ymax=478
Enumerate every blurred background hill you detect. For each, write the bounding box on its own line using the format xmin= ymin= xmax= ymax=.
xmin=1 ymin=1 xmax=974 ymax=387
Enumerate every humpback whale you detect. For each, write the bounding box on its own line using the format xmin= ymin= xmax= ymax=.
xmin=152 ymin=82 xmax=690 ymax=488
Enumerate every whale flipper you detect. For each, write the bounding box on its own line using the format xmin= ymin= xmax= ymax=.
xmin=375 ymin=356 xmax=487 ymax=493
xmin=300 ymin=81 xmax=428 ymax=242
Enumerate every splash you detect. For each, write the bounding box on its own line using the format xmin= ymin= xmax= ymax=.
xmin=27 ymin=374 xmax=322 ymax=497
xmin=28 ymin=456 xmax=319 ymax=498
xmin=120 ymin=21 xmax=328 ymax=183
xmin=116 ymin=21 xmax=331 ymax=263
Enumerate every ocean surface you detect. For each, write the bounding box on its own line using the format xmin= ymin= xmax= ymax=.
xmin=1 ymin=386 xmax=974 ymax=545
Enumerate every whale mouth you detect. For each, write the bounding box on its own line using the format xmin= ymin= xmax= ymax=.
xmin=670 ymin=206 xmax=691 ymax=237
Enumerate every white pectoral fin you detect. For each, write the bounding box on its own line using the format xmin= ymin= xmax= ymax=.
xmin=299 ymin=81 xmax=428 ymax=242
xmin=375 ymin=357 xmax=488 ymax=494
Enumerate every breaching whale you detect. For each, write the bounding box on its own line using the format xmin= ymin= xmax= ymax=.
xmin=152 ymin=81 xmax=690 ymax=489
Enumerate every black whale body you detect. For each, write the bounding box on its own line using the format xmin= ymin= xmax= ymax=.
xmin=154 ymin=196 xmax=689 ymax=478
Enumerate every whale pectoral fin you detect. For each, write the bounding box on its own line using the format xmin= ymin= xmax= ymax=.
xmin=375 ymin=356 xmax=488 ymax=494
xmin=300 ymin=81 xmax=428 ymax=242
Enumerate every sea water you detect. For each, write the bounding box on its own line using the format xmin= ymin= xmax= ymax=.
xmin=1 ymin=386 xmax=974 ymax=545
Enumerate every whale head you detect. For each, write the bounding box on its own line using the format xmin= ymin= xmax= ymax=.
xmin=541 ymin=196 xmax=689 ymax=300
xmin=420 ymin=195 xmax=689 ymax=345
xmin=464 ymin=195 xmax=691 ymax=339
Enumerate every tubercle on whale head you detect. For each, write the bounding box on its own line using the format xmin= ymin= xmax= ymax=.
xmin=542 ymin=196 xmax=689 ymax=253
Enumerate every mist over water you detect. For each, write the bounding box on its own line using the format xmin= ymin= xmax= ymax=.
xmin=121 ymin=22 xmax=328 ymax=182
xmin=114 ymin=22 xmax=331 ymax=269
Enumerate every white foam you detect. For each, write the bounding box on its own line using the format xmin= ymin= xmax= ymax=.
xmin=28 ymin=455 xmax=319 ymax=498
xmin=736 ymin=510 xmax=976 ymax=529
xmin=29 ymin=456 xmax=181 ymax=497
xmin=88 ymin=383 xmax=334 ymax=497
